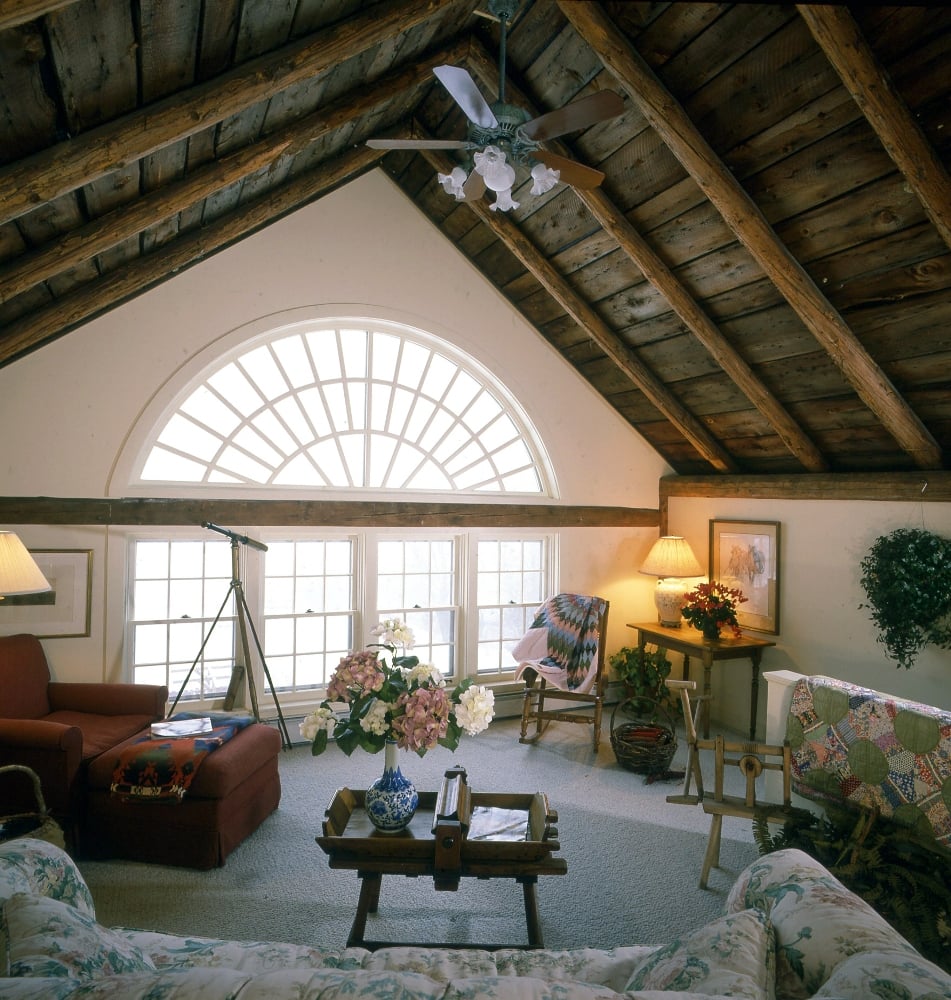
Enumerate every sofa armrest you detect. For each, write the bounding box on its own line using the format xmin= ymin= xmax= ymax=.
xmin=48 ymin=682 xmax=168 ymax=719
xmin=0 ymin=718 xmax=82 ymax=754
xmin=0 ymin=719 xmax=84 ymax=817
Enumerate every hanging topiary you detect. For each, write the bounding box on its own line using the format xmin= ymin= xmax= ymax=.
xmin=858 ymin=527 xmax=951 ymax=670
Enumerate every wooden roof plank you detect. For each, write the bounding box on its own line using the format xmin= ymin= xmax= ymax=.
xmin=562 ymin=0 xmax=943 ymax=471
xmin=797 ymin=5 xmax=951 ymax=252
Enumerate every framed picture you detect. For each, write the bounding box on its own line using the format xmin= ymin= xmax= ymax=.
xmin=709 ymin=520 xmax=780 ymax=634
xmin=0 ymin=549 xmax=93 ymax=638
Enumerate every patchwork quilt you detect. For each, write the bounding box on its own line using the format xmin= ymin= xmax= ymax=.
xmin=786 ymin=674 xmax=951 ymax=848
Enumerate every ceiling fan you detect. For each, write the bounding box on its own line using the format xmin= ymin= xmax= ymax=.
xmin=365 ymin=0 xmax=624 ymax=211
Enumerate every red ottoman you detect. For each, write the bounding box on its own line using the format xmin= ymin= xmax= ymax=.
xmin=82 ymin=722 xmax=281 ymax=869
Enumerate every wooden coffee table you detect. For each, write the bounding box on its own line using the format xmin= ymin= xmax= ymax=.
xmin=317 ymin=781 xmax=567 ymax=950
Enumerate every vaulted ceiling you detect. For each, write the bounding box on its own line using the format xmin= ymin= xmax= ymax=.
xmin=1 ymin=1 xmax=949 ymax=478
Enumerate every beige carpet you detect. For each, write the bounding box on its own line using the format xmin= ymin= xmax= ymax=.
xmin=76 ymin=715 xmax=760 ymax=950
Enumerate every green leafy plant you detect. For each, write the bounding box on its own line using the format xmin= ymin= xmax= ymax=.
xmin=858 ymin=527 xmax=951 ymax=669
xmin=754 ymin=804 xmax=951 ymax=973
xmin=608 ymin=644 xmax=674 ymax=710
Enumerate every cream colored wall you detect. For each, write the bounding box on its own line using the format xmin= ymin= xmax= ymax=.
xmin=669 ymin=495 xmax=951 ymax=733
xmin=0 ymin=169 xmax=666 ymax=683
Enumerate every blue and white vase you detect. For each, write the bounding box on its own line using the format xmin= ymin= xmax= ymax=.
xmin=364 ymin=739 xmax=418 ymax=832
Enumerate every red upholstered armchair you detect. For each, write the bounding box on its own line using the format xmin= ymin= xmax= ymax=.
xmin=0 ymin=633 xmax=167 ymax=843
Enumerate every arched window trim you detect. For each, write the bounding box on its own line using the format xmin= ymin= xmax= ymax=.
xmin=111 ymin=308 xmax=558 ymax=501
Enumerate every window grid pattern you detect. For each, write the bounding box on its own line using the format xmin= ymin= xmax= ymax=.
xmin=139 ymin=325 xmax=546 ymax=494
xmin=262 ymin=539 xmax=356 ymax=692
xmin=129 ymin=540 xmax=236 ymax=700
xmin=377 ymin=538 xmax=457 ymax=678
xmin=475 ymin=538 xmax=547 ymax=677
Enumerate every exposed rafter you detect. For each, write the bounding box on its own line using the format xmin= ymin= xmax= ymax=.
xmin=559 ymin=0 xmax=943 ymax=471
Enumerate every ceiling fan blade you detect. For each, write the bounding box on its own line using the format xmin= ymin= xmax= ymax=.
xmin=462 ymin=170 xmax=486 ymax=201
xmin=433 ymin=65 xmax=499 ymax=129
xmin=366 ymin=138 xmax=468 ymax=150
xmin=521 ymin=91 xmax=625 ymax=141
xmin=533 ymin=151 xmax=605 ymax=190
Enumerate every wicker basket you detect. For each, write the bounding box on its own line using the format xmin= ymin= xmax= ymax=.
xmin=610 ymin=697 xmax=677 ymax=775
xmin=0 ymin=765 xmax=65 ymax=848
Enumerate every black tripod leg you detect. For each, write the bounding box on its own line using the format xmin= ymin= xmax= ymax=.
xmin=168 ymin=582 xmax=236 ymax=716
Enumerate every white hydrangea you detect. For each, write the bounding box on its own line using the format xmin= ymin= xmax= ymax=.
xmin=359 ymin=698 xmax=391 ymax=736
xmin=401 ymin=661 xmax=444 ymax=687
xmin=453 ymin=685 xmax=495 ymax=735
xmin=299 ymin=706 xmax=336 ymax=742
xmin=370 ymin=618 xmax=415 ymax=649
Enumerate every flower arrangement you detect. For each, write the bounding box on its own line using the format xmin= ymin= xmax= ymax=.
xmin=300 ymin=618 xmax=495 ymax=757
xmin=680 ymin=581 xmax=748 ymax=639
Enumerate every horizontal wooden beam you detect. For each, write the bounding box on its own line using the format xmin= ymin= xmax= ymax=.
xmin=661 ymin=471 xmax=951 ymax=503
xmin=0 ymin=497 xmax=660 ymax=528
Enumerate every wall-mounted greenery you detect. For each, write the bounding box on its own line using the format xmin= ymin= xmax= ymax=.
xmin=858 ymin=527 xmax=951 ymax=670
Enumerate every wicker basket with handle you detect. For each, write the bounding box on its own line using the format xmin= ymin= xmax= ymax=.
xmin=610 ymin=697 xmax=677 ymax=775
xmin=0 ymin=765 xmax=65 ymax=848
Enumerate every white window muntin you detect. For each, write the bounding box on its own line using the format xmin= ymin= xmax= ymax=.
xmin=135 ymin=320 xmax=554 ymax=497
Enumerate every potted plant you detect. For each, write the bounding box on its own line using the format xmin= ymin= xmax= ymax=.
xmin=859 ymin=527 xmax=951 ymax=670
xmin=608 ymin=643 xmax=674 ymax=711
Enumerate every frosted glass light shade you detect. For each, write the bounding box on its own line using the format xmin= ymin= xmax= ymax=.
xmin=0 ymin=532 xmax=51 ymax=597
xmin=640 ymin=536 xmax=703 ymax=627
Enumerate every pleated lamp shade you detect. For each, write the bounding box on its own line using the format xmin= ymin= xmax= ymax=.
xmin=0 ymin=532 xmax=51 ymax=597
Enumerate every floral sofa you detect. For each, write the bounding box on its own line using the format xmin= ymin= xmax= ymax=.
xmin=2 ymin=837 xmax=950 ymax=1000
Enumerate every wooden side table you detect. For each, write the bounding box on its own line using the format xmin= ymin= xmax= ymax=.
xmin=627 ymin=622 xmax=775 ymax=739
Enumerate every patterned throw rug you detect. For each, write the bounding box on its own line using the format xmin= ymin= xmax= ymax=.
xmin=110 ymin=713 xmax=254 ymax=801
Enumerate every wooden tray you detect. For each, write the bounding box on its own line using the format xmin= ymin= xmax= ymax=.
xmin=318 ymin=787 xmax=560 ymax=864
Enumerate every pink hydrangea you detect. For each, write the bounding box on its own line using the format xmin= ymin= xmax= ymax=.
xmin=325 ymin=649 xmax=385 ymax=702
xmin=391 ymin=685 xmax=452 ymax=752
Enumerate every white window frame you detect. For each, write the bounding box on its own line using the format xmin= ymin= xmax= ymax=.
xmin=125 ymin=526 xmax=556 ymax=713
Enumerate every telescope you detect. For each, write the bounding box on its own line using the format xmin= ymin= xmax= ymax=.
xmin=201 ymin=521 xmax=268 ymax=552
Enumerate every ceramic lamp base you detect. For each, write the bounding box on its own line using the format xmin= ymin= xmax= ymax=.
xmin=654 ymin=578 xmax=687 ymax=627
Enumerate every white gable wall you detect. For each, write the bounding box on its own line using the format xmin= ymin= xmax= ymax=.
xmin=0 ymin=170 xmax=666 ymax=682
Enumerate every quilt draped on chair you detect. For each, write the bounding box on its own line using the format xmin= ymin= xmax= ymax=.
xmin=513 ymin=593 xmax=607 ymax=693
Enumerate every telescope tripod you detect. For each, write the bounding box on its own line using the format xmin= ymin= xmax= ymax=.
xmin=169 ymin=525 xmax=292 ymax=750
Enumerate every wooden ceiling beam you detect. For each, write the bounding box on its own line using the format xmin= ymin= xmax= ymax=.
xmin=418 ymin=146 xmax=739 ymax=473
xmin=797 ymin=5 xmax=951 ymax=253
xmin=465 ymin=40 xmax=829 ymax=475
xmin=0 ymin=0 xmax=454 ymax=226
xmin=0 ymin=497 xmax=659 ymax=528
xmin=0 ymin=146 xmax=383 ymax=366
xmin=561 ymin=0 xmax=944 ymax=472
xmin=0 ymin=47 xmax=464 ymax=306
xmin=0 ymin=0 xmax=77 ymax=30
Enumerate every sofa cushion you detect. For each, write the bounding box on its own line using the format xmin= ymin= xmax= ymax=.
xmin=625 ymin=908 xmax=775 ymax=1000
xmin=41 ymin=712 xmax=159 ymax=761
xmin=4 ymin=893 xmax=156 ymax=981
xmin=812 ymin=950 xmax=951 ymax=999
xmin=0 ymin=838 xmax=94 ymax=915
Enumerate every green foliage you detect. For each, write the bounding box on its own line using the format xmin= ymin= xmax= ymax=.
xmin=754 ymin=805 xmax=951 ymax=972
xmin=608 ymin=644 xmax=674 ymax=711
xmin=858 ymin=527 xmax=951 ymax=669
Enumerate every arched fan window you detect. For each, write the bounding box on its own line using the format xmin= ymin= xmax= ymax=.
xmin=138 ymin=321 xmax=550 ymax=495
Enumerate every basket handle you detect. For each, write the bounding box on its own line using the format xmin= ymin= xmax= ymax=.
xmin=0 ymin=765 xmax=49 ymax=814
xmin=611 ymin=696 xmax=676 ymax=732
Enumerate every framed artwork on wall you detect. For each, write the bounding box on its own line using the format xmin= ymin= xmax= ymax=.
xmin=0 ymin=549 xmax=93 ymax=638
xmin=709 ymin=520 xmax=780 ymax=634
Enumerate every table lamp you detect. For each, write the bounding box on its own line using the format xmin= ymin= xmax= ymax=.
xmin=0 ymin=531 xmax=51 ymax=600
xmin=640 ymin=535 xmax=703 ymax=627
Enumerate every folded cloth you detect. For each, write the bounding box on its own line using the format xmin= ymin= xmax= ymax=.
xmin=110 ymin=712 xmax=255 ymax=801
xmin=512 ymin=593 xmax=607 ymax=692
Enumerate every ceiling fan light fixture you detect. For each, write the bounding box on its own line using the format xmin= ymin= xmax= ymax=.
xmin=473 ymin=145 xmax=515 ymax=191
xmin=530 ymin=161 xmax=559 ymax=195
xmin=438 ymin=166 xmax=468 ymax=200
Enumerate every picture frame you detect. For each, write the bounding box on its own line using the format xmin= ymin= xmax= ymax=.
xmin=0 ymin=549 xmax=93 ymax=638
xmin=709 ymin=520 xmax=780 ymax=634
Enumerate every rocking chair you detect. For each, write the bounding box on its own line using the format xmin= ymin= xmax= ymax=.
xmin=514 ymin=593 xmax=609 ymax=751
